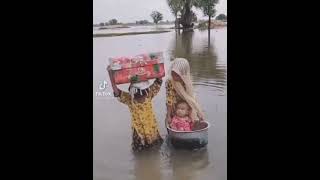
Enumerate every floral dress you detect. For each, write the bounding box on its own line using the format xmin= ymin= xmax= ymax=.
xmin=116 ymin=79 xmax=163 ymax=151
xmin=165 ymin=79 xmax=184 ymax=116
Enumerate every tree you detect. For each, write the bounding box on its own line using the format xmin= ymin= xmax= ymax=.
xmin=216 ymin=14 xmax=227 ymax=21
xmin=197 ymin=0 xmax=219 ymax=31
xmin=99 ymin=22 xmax=104 ymax=26
xmin=167 ymin=0 xmax=184 ymax=28
xmin=150 ymin=11 xmax=163 ymax=24
xmin=166 ymin=0 xmax=201 ymax=30
xmin=166 ymin=0 xmax=218 ymax=30
xmin=144 ymin=20 xmax=150 ymax=24
xmin=191 ymin=11 xmax=197 ymax=22
xmin=180 ymin=0 xmax=195 ymax=29
xmin=109 ymin=19 xmax=118 ymax=25
xmin=136 ymin=20 xmax=150 ymax=25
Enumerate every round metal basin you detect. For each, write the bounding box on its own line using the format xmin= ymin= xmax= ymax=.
xmin=166 ymin=121 xmax=210 ymax=149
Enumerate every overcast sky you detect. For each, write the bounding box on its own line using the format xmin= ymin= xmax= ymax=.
xmin=93 ymin=0 xmax=227 ymax=24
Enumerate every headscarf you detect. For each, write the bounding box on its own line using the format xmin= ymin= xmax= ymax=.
xmin=170 ymin=58 xmax=205 ymax=121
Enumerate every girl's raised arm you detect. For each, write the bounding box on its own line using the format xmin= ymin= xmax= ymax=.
xmin=165 ymin=80 xmax=174 ymax=124
xmin=147 ymin=78 xmax=162 ymax=99
xmin=166 ymin=106 xmax=172 ymax=124
xmin=107 ymin=65 xmax=120 ymax=96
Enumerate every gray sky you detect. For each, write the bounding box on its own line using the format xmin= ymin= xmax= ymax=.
xmin=93 ymin=0 xmax=227 ymax=24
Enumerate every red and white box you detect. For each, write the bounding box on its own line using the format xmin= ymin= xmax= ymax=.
xmin=109 ymin=52 xmax=165 ymax=84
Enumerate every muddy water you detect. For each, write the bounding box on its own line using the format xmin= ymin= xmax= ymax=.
xmin=93 ymin=24 xmax=174 ymax=34
xmin=93 ymin=27 xmax=227 ymax=180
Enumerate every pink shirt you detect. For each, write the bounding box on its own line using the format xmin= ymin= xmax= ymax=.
xmin=170 ymin=116 xmax=193 ymax=131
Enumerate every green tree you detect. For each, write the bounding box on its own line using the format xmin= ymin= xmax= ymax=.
xmin=180 ymin=0 xmax=195 ymax=29
xmin=136 ymin=20 xmax=150 ymax=25
xmin=191 ymin=11 xmax=197 ymax=22
xmin=197 ymin=0 xmax=219 ymax=31
xmin=167 ymin=0 xmax=184 ymax=28
xmin=166 ymin=0 xmax=201 ymax=29
xmin=150 ymin=11 xmax=163 ymax=24
xmin=109 ymin=19 xmax=118 ymax=25
xmin=216 ymin=14 xmax=227 ymax=21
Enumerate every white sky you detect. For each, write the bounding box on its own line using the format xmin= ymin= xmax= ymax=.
xmin=93 ymin=0 xmax=227 ymax=24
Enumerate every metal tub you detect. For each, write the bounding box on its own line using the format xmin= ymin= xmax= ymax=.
xmin=166 ymin=121 xmax=210 ymax=149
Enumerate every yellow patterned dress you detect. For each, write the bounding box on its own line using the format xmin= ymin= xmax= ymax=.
xmin=116 ymin=79 xmax=163 ymax=151
xmin=165 ymin=79 xmax=184 ymax=116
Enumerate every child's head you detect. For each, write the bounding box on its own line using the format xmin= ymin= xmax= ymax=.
xmin=175 ymin=101 xmax=190 ymax=117
xmin=128 ymin=81 xmax=150 ymax=99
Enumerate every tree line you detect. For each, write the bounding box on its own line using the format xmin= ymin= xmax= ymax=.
xmin=94 ymin=1 xmax=227 ymax=28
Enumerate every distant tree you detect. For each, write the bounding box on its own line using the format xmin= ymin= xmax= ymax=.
xmin=99 ymin=22 xmax=104 ymax=26
xmin=216 ymin=14 xmax=227 ymax=21
xmin=150 ymin=11 xmax=163 ymax=24
xmin=136 ymin=20 xmax=150 ymax=25
xmin=109 ymin=19 xmax=118 ymax=25
xmin=197 ymin=0 xmax=219 ymax=31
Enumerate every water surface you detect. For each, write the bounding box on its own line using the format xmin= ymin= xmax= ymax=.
xmin=93 ymin=27 xmax=227 ymax=180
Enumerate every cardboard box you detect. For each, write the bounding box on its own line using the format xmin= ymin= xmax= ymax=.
xmin=109 ymin=52 xmax=165 ymax=84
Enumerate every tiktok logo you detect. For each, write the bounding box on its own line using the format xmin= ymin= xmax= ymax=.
xmin=95 ymin=80 xmax=112 ymax=98
xmin=99 ymin=80 xmax=108 ymax=90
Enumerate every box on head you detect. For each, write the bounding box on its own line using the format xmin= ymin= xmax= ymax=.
xmin=108 ymin=52 xmax=165 ymax=84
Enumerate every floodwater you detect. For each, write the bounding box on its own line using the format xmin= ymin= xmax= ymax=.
xmin=93 ymin=24 xmax=174 ymax=34
xmin=93 ymin=27 xmax=227 ymax=180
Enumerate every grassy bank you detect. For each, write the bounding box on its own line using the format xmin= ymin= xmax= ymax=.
xmin=93 ymin=30 xmax=171 ymax=38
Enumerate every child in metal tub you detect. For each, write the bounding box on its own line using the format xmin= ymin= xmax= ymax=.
xmin=170 ymin=100 xmax=194 ymax=131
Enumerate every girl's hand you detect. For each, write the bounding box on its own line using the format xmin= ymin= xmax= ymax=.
xmin=107 ymin=65 xmax=120 ymax=96
xmin=166 ymin=115 xmax=172 ymax=124
xmin=187 ymin=118 xmax=193 ymax=123
xmin=155 ymin=77 xmax=163 ymax=84
xmin=107 ymin=65 xmax=112 ymax=76
xmin=107 ymin=66 xmax=112 ymax=78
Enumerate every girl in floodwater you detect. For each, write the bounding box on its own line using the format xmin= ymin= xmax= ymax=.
xmin=166 ymin=58 xmax=205 ymax=127
xmin=108 ymin=66 xmax=163 ymax=151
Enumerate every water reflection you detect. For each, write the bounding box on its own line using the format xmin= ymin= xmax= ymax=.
xmin=132 ymin=136 xmax=211 ymax=180
xmin=132 ymin=149 xmax=162 ymax=180
xmin=169 ymin=30 xmax=227 ymax=90
xmin=167 ymin=141 xmax=210 ymax=180
xmin=93 ymin=27 xmax=227 ymax=180
xmin=171 ymin=31 xmax=193 ymax=58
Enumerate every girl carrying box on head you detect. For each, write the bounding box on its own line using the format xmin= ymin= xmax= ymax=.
xmin=108 ymin=66 xmax=163 ymax=151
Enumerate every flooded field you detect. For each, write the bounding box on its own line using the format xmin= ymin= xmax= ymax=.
xmin=93 ymin=27 xmax=227 ymax=180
